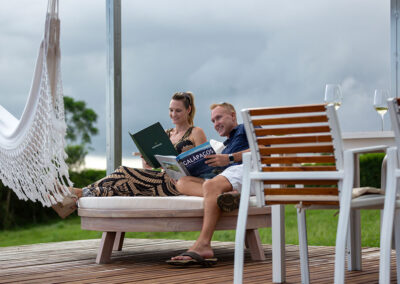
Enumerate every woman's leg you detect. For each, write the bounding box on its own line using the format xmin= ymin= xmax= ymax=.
xmin=53 ymin=166 xmax=179 ymax=218
xmin=82 ymin=166 xmax=180 ymax=197
xmin=176 ymin=176 xmax=205 ymax=196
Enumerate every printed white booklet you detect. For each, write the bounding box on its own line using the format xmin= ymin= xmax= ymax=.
xmin=155 ymin=139 xmax=225 ymax=180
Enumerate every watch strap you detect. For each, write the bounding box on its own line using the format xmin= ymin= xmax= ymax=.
xmin=228 ymin=154 xmax=235 ymax=164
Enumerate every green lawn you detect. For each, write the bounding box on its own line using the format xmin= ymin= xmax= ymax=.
xmin=0 ymin=205 xmax=381 ymax=248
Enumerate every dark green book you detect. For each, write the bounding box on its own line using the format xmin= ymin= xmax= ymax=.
xmin=129 ymin=122 xmax=178 ymax=168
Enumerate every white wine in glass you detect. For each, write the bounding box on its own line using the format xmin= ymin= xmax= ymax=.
xmin=373 ymin=89 xmax=389 ymax=131
xmin=324 ymin=84 xmax=342 ymax=110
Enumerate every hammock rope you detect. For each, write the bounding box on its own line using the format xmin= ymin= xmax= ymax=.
xmin=0 ymin=0 xmax=72 ymax=207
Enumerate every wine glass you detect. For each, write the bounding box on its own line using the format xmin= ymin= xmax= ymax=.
xmin=373 ymin=89 xmax=389 ymax=131
xmin=324 ymin=84 xmax=342 ymax=110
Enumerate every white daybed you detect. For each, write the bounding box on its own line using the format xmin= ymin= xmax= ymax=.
xmin=78 ymin=195 xmax=271 ymax=264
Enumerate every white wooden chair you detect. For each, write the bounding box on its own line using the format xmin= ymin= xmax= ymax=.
xmin=379 ymin=97 xmax=400 ymax=283
xmin=233 ymin=103 xmax=387 ymax=283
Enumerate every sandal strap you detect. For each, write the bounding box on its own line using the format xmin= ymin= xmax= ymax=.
xmin=180 ymin=251 xmax=205 ymax=263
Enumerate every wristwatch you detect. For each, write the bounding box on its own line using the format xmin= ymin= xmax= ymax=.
xmin=228 ymin=154 xmax=235 ymax=164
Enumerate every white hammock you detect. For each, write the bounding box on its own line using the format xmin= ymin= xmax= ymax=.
xmin=0 ymin=0 xmax=72 ymax=206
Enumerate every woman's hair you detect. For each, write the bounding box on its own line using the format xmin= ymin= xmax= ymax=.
xmin=172 ymin=92 xmax=196 ymax=126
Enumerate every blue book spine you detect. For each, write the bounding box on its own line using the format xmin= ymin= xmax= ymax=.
xmin=176 ymin=142 xmax=217 ymax=178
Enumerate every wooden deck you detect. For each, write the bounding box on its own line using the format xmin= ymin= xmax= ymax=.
xmin=0 ymin=238 xmax=396 ymax=283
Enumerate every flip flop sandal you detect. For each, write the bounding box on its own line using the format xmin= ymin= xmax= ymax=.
xmin=166 ymin=251 xmax=218 ymax=267
xmin=217 ymin=192 xmax=241 ymax=212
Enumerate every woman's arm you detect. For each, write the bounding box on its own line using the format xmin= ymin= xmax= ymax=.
xmin=191 ymin=127 xmax=207 ymax=146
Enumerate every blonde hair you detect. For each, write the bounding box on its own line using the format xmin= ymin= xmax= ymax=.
xmin=210 ymin=102 xmax=236 ymax=114
xmin=172 ymin=92 xmax=196 ymax=126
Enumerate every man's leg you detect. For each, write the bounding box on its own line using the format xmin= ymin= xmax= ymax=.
xmin=171 ymin=175 xmax=233 ymax=260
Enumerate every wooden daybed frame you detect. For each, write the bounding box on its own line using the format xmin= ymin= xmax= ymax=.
xmin=78 ymin=204 xmax=271 ymax=264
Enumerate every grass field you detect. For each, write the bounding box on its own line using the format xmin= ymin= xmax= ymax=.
xmin=0 ymin=205 xmax=381 ymax=248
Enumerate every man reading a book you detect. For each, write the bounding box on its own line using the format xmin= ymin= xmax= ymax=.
xmin=168 ymin=102 xmax=250 ymax=266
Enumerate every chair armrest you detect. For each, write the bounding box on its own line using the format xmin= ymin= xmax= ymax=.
xmin=342 ymin=145 xmax=388 ymax=194
xmin=344 ymin=145 xmax=388 ymax=155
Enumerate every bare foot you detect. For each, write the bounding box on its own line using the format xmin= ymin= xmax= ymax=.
xmin=70 ymin=187 xmax=83 ymax=198
xmin=51 ymin=187 xmax=82 ymax=219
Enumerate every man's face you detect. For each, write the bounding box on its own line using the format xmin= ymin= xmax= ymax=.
xmin=211 ymin=106 xmax=237 ymax=137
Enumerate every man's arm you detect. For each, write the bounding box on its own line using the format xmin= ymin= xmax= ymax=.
xmin=204 ymin=149 xmax=250 ymax=167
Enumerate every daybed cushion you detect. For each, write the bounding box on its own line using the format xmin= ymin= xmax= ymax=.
xmin=78 ymin=195 xmax=258 ymax=210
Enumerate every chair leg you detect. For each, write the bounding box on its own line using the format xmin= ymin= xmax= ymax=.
xmin=334 ymin=193 xmax=354 ymax=282
xmin=245 ymin=229 xmax=265 ymax=261
xmin=272 ymin=205 xmax=286 ymax=283
xmin=334 ymin=151 xmax=355 ymax=284
xmin=334 ymin=202 xmax=351 ymax=283
xmin=379 ymin=190 xmax=397 ymax=283
xmin=379 ymin=148 xmax=398 ymax=284
xmin=394 ymin=210 xmax=400 ymax=283
xmin=347 ymin=210 xmax=362 ymax=271
xmin=96 ymin=231 xmax=117 ymax=264
xmin=234 ymin=177 xmax=252 ymax=283
xmin=348 ymin=151 xmax=362 ymax=271
xmin=113 ymin=232 xmax=125 ymax=251
xmin=297 ymin=207 xmax=310 ymax=284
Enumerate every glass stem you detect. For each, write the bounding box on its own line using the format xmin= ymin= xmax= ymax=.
xmin=381 ymin=115 xmax=384 ymax=131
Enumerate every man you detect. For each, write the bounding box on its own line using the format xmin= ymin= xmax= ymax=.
xmin=168 ymin=102 xmax=248 ymax=266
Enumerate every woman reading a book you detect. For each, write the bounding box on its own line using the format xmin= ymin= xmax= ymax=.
xmin=53 ymin=92 xmax=207 ymax=218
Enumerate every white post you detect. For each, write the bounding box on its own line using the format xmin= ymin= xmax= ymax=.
xmin=391 ymin=0 xmax=400 ymax=98
xmin=106 ymin=0 xmax=122 ymax=174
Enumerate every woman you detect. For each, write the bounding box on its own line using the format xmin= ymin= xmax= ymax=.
xmin=53 ymin=92 xmax=207 ymax=218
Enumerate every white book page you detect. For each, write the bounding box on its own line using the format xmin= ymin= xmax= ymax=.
xmin=154 ymin=155 xmax=187 ymax=180
xmin=210 ymin=139 xmax=225 ymax=154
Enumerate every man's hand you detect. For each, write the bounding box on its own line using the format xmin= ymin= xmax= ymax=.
xmin=205 ymin=154 xmax=230 ymax=167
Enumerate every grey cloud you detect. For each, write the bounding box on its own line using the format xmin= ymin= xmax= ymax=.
xmin=0 ymin=0 xmax=393 ymax=159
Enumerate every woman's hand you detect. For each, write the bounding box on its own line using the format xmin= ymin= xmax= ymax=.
xmin=141 ymin=157 xmax=153 ymax=169
xmin=204 ymin=154 xmax=229 ymax=167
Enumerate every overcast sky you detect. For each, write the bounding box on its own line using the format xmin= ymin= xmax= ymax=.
xmin=0 ymin=0 xmax=391 ymax=160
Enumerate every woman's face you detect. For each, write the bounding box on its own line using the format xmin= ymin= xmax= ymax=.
xmin=169 ymin=99 xmax=190 ymax=125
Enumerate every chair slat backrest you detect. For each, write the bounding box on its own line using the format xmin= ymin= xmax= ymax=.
xmin=241 ymin=103 xmax=343 ymax=206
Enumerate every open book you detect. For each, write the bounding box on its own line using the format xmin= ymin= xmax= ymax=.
xmin=129 ymin=122 xmax=178 ymax=168
xmin=155 ymin=139 xmax=225 ymax=180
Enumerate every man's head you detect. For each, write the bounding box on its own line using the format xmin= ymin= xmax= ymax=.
xmin=210 ymin=102 xmax=238 ymax=137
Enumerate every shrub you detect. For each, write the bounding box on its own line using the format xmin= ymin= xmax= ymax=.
xmin=359 ymin=153 xmax=385 ymax=188
xmin=68 ymin=169 xmax=106 ymax=188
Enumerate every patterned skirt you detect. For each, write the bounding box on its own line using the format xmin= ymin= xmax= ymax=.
xmin=82 ymin=166 xmax=180 ymax=197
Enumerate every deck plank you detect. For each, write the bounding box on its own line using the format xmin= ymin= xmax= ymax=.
xmin=0 ymin=238 xmax=396 ymax=283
